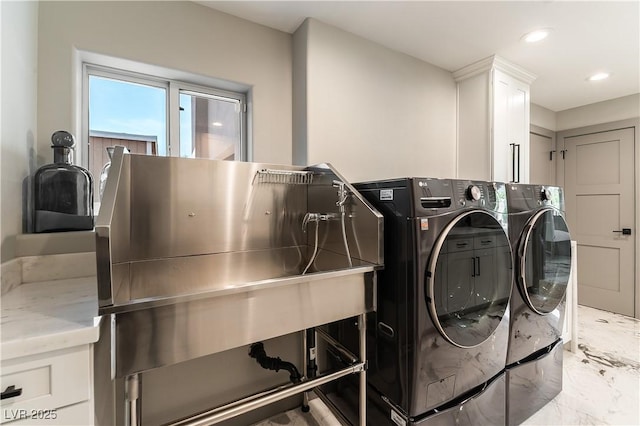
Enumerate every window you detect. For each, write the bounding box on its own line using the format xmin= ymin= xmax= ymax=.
xmin=179 ymin=90 xmax=243 ymax=161
xmin=84 ymin=64 xmax=247 ymax=202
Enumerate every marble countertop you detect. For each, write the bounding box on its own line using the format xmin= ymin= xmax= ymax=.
xmin=1 ymin=276 xmax=101 ymax=361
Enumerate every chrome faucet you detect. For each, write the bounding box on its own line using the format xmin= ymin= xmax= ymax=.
xmin=333 ymin=180 xmax=349 ymax=212
xmin=302 ymin=212 xmax=319 ymax=231
xmin=302 ymin=212 xmax=338 ymax=231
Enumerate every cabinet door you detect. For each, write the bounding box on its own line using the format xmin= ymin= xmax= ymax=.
xmin=496 ymin=244 xmax=513 ymax=304
xmin=509 ymin=77 xmax=529 ymax=183
xmin=493 ymin=72 xmax=510 ymax=182
xmin=425 ymin=210 xmax=512 ymax=348
xmin=493 ymin=70 xmax=530 ymax=183
xmin=474 ymin=249 xmax=496 ymax=307
xmin=457 ymin=73 xmax=492 ymax=180
xmin=446 ymin=251 xmax=475 ymax=314
xmin=1 ymin=346 xmax=91 ymax=425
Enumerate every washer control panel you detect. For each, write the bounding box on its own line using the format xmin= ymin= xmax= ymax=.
xmin=416 ymin=179 xmax=453 ymax=209
xmin=453 ymin=180 xmax=495 ymax=208
xmin=540 ymin=187 xmax=552 ymax=201
xmin=413 ymin=179 xmax=506 ymax=215
xmin=507 ymin=184 xmax=564 ymax=212
xmin=466 ymin=185 xmax=482 ymax=201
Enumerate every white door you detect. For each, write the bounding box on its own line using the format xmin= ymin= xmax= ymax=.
xmin=529 ymin=132 xmax=555 ymax=185
xmin=563 ymin=128 xmax=635 ymax=316
xmin=493 ymin=70 xmax=530 ymax=183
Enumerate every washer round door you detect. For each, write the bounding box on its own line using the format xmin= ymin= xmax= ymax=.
xmin=426 ymin=210 xmax=513 ymax=348
xmin=518 ymin=208 xmax=571 ymax=314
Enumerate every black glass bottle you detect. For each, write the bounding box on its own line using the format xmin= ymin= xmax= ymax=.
xmin=34 ymin=131 xmax=94 ymax=233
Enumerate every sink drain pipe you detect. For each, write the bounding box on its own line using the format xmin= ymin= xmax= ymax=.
xmin=249 ymin=342 xmax=302 ymax=384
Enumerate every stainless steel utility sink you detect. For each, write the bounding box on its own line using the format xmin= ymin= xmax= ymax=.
xmin=96 ymin=148 xmax=383 ymax=378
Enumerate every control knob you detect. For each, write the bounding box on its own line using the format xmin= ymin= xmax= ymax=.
xmin=466 ymin=185 xmax=481 ymax=201
xmin=541 ymin=188 xmax=552 ymax=201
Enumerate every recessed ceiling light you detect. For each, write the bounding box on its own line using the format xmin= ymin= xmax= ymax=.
xmin=588 ymin=72 xmax=610 ymax=81
xmin=522 ymin=29 xmax=551 ymax=43
xmin=212 ymin=122 xmax=223 ymax=127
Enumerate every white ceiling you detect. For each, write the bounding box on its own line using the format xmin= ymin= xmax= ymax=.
xmin=198 ymin=1 xmax=640 ymax=112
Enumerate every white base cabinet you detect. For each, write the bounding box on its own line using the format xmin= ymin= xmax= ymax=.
xmin=454 ymin=55 xmax=536 ymax=183
xmin=1 ymin=346 xmax=93 ymax=425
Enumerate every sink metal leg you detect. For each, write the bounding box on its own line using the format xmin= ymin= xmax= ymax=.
xmin=125 ymin=373 xmax=141 ymax=426
xmin=302 ymin=328 xmax=318 ymax=413
xmin=358 ymin=314 xmax=366 ymax=426
xmin=306 ymin=328 xmax=318 ymax=380
xmin=302 ymin=329 xmax=310 ymax=413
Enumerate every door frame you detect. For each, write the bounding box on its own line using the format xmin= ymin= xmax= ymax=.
xmin=530 ymin=125 xmax=556 ymax=151
xmin=557 ymin=118 xmax=639 ymax=318
xmin=530 ymin=124 xmax=557 ymax=185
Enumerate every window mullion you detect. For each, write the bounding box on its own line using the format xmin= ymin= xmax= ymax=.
xmin=168 ymin=81 xmax=180 ymax=157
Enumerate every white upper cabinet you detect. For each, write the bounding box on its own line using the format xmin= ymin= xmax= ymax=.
xmin=454 ymin=56 xmax=536 ymax=183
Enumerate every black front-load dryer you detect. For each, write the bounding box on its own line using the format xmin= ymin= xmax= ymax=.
xmin=337 ymin=178 xmax=513 ymax=425
xmin=505 ymin=184 xmax=571 ymax=426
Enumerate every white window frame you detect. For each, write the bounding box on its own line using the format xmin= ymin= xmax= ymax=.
xmin=84 ymin=65 xmax=170 ymax=161
xmin=170 ymin=81 xmax=247 ymax=161
xmin=81 ymin=61 xmax=248 ymax=167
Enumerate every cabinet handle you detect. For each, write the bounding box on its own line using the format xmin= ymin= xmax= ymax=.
xmin=471 ymin=257 xmax=476 ymax=277
xmin=510 ymin=143 xmax=516 ymax=183
xmin=613 ymin=228 xmax=632 ymax=235
xmin=515 ymin=144 xmax=521 ymax=183
xmin=1 ymin=385 xmax=23 ymax=400
xmin=476 ymin=256 xmax=481 ymax=276
xmin=509 ymin=143 xmax=521 ymax=183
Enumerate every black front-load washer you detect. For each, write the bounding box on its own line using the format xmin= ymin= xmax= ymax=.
xmin=327 ymin=178 xmax=513 ymax=425
xmin=505 ymin=184 xmax=571 ymax=426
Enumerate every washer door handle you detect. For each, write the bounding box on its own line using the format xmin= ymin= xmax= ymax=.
xmin=378 ymin=322 xmax=395 ymax=339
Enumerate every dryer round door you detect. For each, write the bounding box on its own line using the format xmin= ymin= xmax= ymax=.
xmin=426 ymin=210 xmax=513 ymax=348
xmin=518 ymin=208 xmax=571 ymax=315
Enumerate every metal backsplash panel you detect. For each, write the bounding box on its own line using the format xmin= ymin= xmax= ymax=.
xmin=96 ymin=148 xmax=383 ymax=315
xmin=127 ymin=155 xmax=307 ymax=260
xmin=307 ymin=166 xmax=384 ymax=268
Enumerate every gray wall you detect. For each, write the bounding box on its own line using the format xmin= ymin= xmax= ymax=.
xmin=37 ymin=1 xmax=292 ymax=167
xmin=556 ymin=94 xmax=640 ymax=131
xmin=7 ymin=2 xmax=639 ymax=421
xmin=532 ymin=97 xmax=640 ymax=319
xmin=531 ymin=94 xmax=640 ymax=132
xmin=1 ymin=1 xmax=38 ymax=262
xmin=531 ymin=103 xmax=557 ymax=131
xmin=34 ymin=2 xmax=300 ymax=424
xmin=140 ymin=334 xmax=303 ymax=425
xmin=293 ymin=18 xmax=457 ymax=182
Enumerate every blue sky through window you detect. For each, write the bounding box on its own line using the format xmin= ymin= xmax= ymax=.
xmin=89 ymin=76 xmax=168 ymax=156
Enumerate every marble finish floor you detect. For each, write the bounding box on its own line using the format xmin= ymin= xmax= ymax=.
xmin=253 ymin=305 xmax=639 ymax=426
xmin=522 ymin=305 xmax=639 ymax=425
